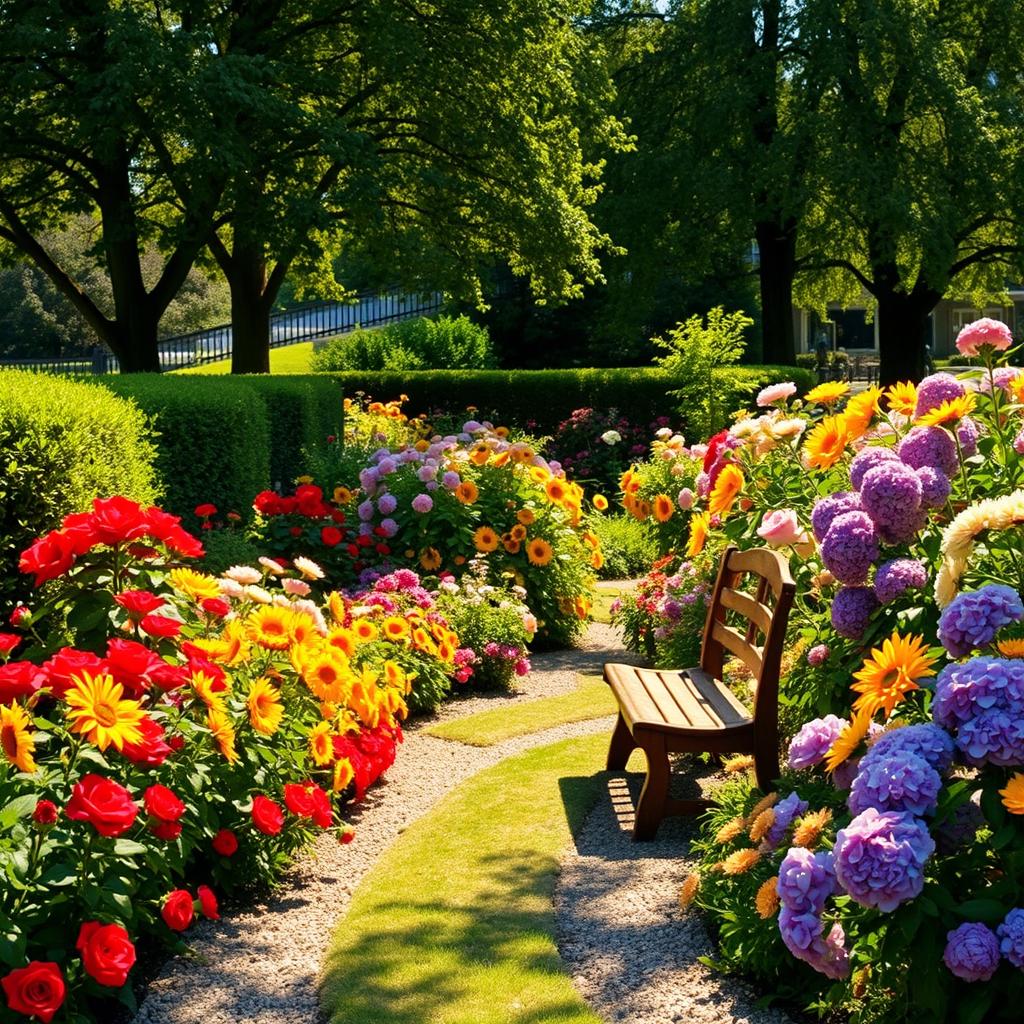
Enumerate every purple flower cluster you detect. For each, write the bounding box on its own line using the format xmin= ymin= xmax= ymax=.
xmin=776 ymin=849 xmax=849 ymax=979
xmin=848 ymin=752 xmax=941 ymax=817
xmin=915 ymin=466 xmax=951 ymax=509
xmin=997 ymin=908 xmax=1024 ymax=968
xmin=957 ymin=417 xmax=980 ymax=457
xmin=820 ymin=511 xmax=878 ymax=585
xmin=833 ymin=808 xmax=934 ymax=912
xmin=849 ymin=446 xmax=900 ymax=490
xmin=859 ymin=462 xmax=923 ymax=543
xmin=865 ymin=723 xmax=955 ymax=774
xmin=943 ymin=922 xmax=1000 ymax=982
xmin=806 ymin=643 xmax=830 ymax=667
xmin=831 ymin=586 xmax=879 ymax=639
xmin=788 ymin=715 xmax=845 ymax=771
xmin=873 ymin=558 xmax=927 ymax=604
xmin=811 ymin=491 xmax=861 ymax=543
xmin=937 ymin=584 xmax=1024 ymax=658
xmin=763 ymin=791 xmax=809 ymax=849
xmin=914 ymin=373 xmax=966 ymax=418
xmin=898 ymin=426 xmax=958 ymax=477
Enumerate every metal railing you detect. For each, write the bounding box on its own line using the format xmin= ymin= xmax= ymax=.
xmin=0 ymin=287 xmax=445 ymax=374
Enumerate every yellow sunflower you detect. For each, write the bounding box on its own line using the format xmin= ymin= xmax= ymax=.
xmin=454 ymin=480 xmax=479 ymax=505
xmin=247 ymin=678 xmax=283 ymax=736
xmin=593 ymin=494 xmax=609 ymax=511
xmin=755 ymin=877 xmax=780 ymax=919
xmin=884 ymin=381 xmax=918 ymax=417
xmin=168 ymin=567 xmax=222 ymax=602
xmin=591 ymin=550 xmax=604 ymax=570
xmin=708 ymin=464 xmax=744 ymax=518
xmin=0 ymin=702 xmax=36 ymax=773
xmin=473 ymin=526 xmax=500 ymax=553
xmin=303 ymin=653 xmax=351 ymax=703
xmin=915 ymin=392 xmax=977 ymax=427
xmin=545 ymin=478 xmax=568 ymax=504
xmin=246 ymin=606 xmax=294 ymax=651
xmin=510 ymin=524 xmax=528 ymax=542
xmin=419 ymin=547 xmax=442 ymax=571
xmin=851 ymin=632 xmax=937 ymax=717
xmin=803 ymin=415 xmax=851 ymax=470
xmin=309 ymin=721 xmax=334 ymax=766
xmin=289 ymin=610 xmax=319 ymax=647
xmin=652 ymin=493 xmax=675 ymax=523
xmin=353 ymin=620 xmax=378 ymax=644
xmin=327 ymin=627 xmax=357 ymax=658
xmin=526 ymin=537 xmax=554 ymax=566
xmin=64 ymin=672 xmax=145 ymax=752
xmin=332 ymin=486 xmax=353 ymax=505
xmin=517 ymin=508 xmax=535 ymax=526
xmin=191 ymin=670 xmax=227 ymax=713
xmin=843 ymin=387 xmax=882 ymax=437
xmin=503 ymin=536 xmax=521 ymax=554
xmin=381 ymin=616 xmax=411 ymax=642
xmin=469 ymin=442 xmax=491 ymax=466
xmin=686 ymin=512 xmax=710 ymax=558
xmin=824 ymin=708 xmax=873 ymax=772
xmin=528 ymin=465 xmax=551 ymax=485
xmin=333 ymin=757 xmax=355 ymax=793
xmin=207 ymin=706 xmax=239 ymax=764
xmin=1000 ymin=773 xmax=1024 ymax=814
xmin=804 ymin=380 xmax=850 ymax=405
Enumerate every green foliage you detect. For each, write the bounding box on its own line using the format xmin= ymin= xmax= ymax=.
xmin=0 ymin=371 xmax=158 ymax=605
xmin=197 ymin=528 xmax=264 ymax=576
xmin=588 ymin=513 xmax=659 ymax=580
xmin=652 ymin=307 xmax=753 ymax=439
xmin=311 ymin=316 xmax=495 ymax=372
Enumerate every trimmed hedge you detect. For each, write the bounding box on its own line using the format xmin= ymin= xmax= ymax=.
xmin=322 ymin=365 xmax=816 ymax=434
xmin=0 ymin=371 xmax=159 ymax=604
xmin=100 ymin=375 xmax=343 ymax=524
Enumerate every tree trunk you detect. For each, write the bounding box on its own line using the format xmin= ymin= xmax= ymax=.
xmin=876 ymin=287 xmax=941 ymax=385
xmin=228 ymin=244 xmax=273 ymax=374
xmin=112 ymin=321 xmax=161 ymax=372
xmin=755 ymin=219 xmax=797 ymax=365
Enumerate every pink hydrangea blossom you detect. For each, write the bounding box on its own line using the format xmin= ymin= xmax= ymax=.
xmin=955 ymin=317 xmax=1013 ymax=357
xmin=756 ymin=381 xmax=797 ymax=407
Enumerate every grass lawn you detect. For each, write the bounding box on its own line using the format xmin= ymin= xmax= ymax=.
xmin=590 ymin=580 xmax=632 ymax=625
xmin=425 ymin=674 xmax=615 ymax=747
xmin=171 ymin=341 xmax=314 ymax=375
xmin=320 ymin=734 xmax=642 ymax=1024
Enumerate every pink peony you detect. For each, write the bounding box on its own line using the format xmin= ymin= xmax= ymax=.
xmin=756 ymin=381 xmax=797 ymax=407
xmin=757 ymin=509 xmax=806 ymax=547
xmin=955 ymin=317 xmax=1013 ymax=357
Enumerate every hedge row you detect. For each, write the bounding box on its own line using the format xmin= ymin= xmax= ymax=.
xmin=322 ymin=365 xmax=817 ymax=433
xmin=0 ymin=371 xmax=159 ymax=605
xmin=100 ymin=375 xmax=343 ymax=525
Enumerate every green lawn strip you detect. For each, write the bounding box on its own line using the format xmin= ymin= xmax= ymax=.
xmin=424 ymin=674 xmax=615 ymax=747
xmin=590 ymin=580 xmax=632 ymax=625
xmin=320 ymin=734 xmax=625 ymax=1024
xmin=171 ymin=341 xmax=314 ymax=375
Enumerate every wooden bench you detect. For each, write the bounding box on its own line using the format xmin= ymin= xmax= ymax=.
xmin=604 ymin=545 xmax=795 ymax=840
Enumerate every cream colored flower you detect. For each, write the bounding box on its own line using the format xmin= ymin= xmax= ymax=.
xmin=293 ymin=556 xmax=325 ymax=580
xmin=223 ymin=565 xmax=262 ymax=585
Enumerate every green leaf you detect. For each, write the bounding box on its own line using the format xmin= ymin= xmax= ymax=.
xmin=955 ymin=899 xmax=1006 ymax=923
xmin=0 ymin=795 xmax=38 ymax=830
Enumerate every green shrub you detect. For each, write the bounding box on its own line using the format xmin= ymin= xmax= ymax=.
xmin=320 ymin=365 xmax=815 ymax=437
xmin=0 ymin=370 xmax=159 ymax=605
xmin=198 ymin=527 xmax=265 ymax=575
xmin=311 ymin=314 xmax=494 ymax=371
xmin=589 ymin=513 xmax=659 ymax=580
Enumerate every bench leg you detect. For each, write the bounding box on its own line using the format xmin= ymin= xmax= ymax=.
xmin=606 ymin=711 xmax=636 ymax=770
xmin=753 ymin=743 xmax=780 ymax=796
xmin=633 ymin=735 xmax=669 ymax=841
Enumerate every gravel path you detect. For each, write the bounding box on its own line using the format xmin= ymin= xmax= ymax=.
xmin=132 ymin=623 xmax=629 ymax=1024
xmin=555 ymin=770 xmax=796 ymax=1024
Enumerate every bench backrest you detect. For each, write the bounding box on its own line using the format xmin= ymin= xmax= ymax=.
xmin=700 ymin=545 xmax=796 ymax=734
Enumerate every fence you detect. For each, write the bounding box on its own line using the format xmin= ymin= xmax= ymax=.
xmin=0 ymin=287 xmax=445 ymax=375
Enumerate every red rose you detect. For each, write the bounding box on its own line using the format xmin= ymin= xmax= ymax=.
xmin=200 ymin=598 xmax=231 ymax=618
xmin=253 ymin=490 xmax=282 ymax=515
xmin=0 ymin=661 xmax=46 ymax=703
xmin=120 ymin=718 xmax=173 ymax=767
xmin=18 ymin=530 xmax=78 ymax=585
xmin=0 ymin=633 xmax=20 ymax=655
xmin=1 ymin=961 xmax=65 ymax=1022
xmin=327 ymin=434 xmax=336 ymax=443
xmin=32 ymin=800 xmax=58 ymax=827
xmin=143 ymin=507 xmax=205 ymax=559
xmin=9 ymin=606 xmax=30 ymax=628
xmin=211 ymin=828 xmax=238 ymax=856
xmin=375 ymin=543 xmax=390 ymax=556
xmin=197 ymin=885 xmax=219 ymax=920
xmin=356 ymin=534 xmax=373 ymax=548
xmin=114 ymin=590 xmax=165 ymax=620
xmin=251 ymin=795 xmax=284 ymax=836
xmin=76 ymin=922 xmax=136 ymax=987
xmin=289 ymin=526 xmax=303 ymax=537
xmin=105 ymin=638 xmax=164 ymax=697
xmin=227 ymin=511 xmax=241 ymax=522
xmin=346 ymin=544 xmax=359 ymax=558
xmin=149 ymin=662 xmax=190 ymax=694
xmin=65 ymin=775 xmax=139 ymax=837
xmin=339 ymin=827 xmax=355 ymax=845
xmin=140 ymin=614 xmax=182 ymax=639
xmin=283 ymin=783 xmax=316 ymax=818
xmin=194 ymin=503 xmax=218 ymax=518
xmin=309 ymin=787 xmax=333 ymax=829
xmin=330 ymin=509 xmax=346 ymax=524
xmin=320 ymin=526 xmax=342 ymax=547
xmin=144 ymin=784 xmax=185 ymax=824
xmin=88 ymin=496 xmax=149 ymax=547
xmin=167 ymin=735 xmax=185 ymax=752
xmin=161 ymin=889 xmax=194 ymax=932
xmin=41 ymin=647 xmax=105 ymax=699
xmin=151 ymin=821 xmax=182 ymax=841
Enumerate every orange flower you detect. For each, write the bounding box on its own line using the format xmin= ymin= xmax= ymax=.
xmin=679 ymin=873 xmax=700 ymax=910
xmin=843 ymin=387 xmax=882 ymax=437
xmin=748 ymin=808 xmax=776 ymax=843
xmin=793 ymin=808 xmax=832 ymax=848
xmin=755 ymin=877 xmax=780 ymax=919
xmin=715 ymin=816 xmax=747 ymax=843
xmin=593 ymin=494 xmax=609 ymax=511
xmin=516 ymin=508 xmax=535 ymax=526
xmin=545 ymin=478 xmax=568 ymax=504
xmin=803 ymin=415 xmax=851 ymax=469
xmin=1000 ymin=773 xmax=1024 ymax=814
xmin=722 ymin=848 xmax=760 ymax=874
xmin=419 ymin=547 xmax=442 ymax=571
xmin=652 ymin=493 xmax=675 ymax=523
xmin=526 ymin=538 xmax=553 ymax=566
xmin=997 ymin=638 xmax=1024 ymax=659
xmin=686 ymin=512 xmax=710 ymax=557
xmin=708 ymin=464 xmax=743 ymax=518
xmin=381 ymin=616 xmax=411 ymax=642
xmin=804 ymin=380 xmax=850 ymax=405
xmin=473 ymin=526 xmax=499 ymax=553
xmin=454 ymin=480 xmax=479 ymax=504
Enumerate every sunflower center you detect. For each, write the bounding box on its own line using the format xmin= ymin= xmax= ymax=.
xmin=1 ymin=724 xmax=18 ymax=760
xmin=94 ymin=701 xmax=120 ymax=728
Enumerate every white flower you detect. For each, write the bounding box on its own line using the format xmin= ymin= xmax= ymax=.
xmin=293 ymin=556 xmax=325 ymax=580
xmin=223 ymin=564 xmax=262 ymax=585
xmin=600 ymin=430 xmax=622 ymax=445
xmin=244 ymin=585 xmax=273 ymax=605
xmin=218 ymin=579 xmax=245 ymax=599
xmin=655 ymin=427 xmax=673 ymax=440
xmin=283 ymin=578 xmax=312 ymax=596
xmin=259 ymin=556 xmax=287 ymax=576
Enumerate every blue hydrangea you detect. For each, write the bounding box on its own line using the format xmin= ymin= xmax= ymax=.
xmin=777 ymin=847 xmax=836 ymax=913
xmin=997 ymin=908 xmax=1024 ymax=968
xmin=932 ymin=657 xmax=1024 ymax=729
xmin=937 ymin=585 xmax=1024 ymax=658
xmin=764 ymin=791 xmax=810 ymax=849
xmin=863 ymin=724 xmax=955 ymax=774
xmin=944 ymin=922 xmax=1000 ymax=982
xmin=956 ymin=709 xmax=1024 ymax=767
xmin=848 ymin=751 xmax=942 ymax=817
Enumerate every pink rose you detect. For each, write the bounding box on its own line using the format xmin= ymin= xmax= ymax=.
xmin=756 ymin=381 xmax=797 ymax=407
xmin=756 ymin=509 xmax=806 ymax=547
xmin=955 ymin=317 xmax=1012 ymax=356
xmin=677 ymin=488 xmax=694 ymax=510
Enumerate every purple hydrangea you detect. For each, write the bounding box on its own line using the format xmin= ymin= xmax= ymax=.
xmin=778 ymin=910 xmax=850 ymax=980
xmin=957 ymin=417 xmax=979 ymax=457
xmin=849 ymin=446 xmax=900 ymax=491
xmin=937 ymin=585 xmax=1024 ymax=658
xmin=864 ymin=723 xmax=955 ymax=774
xmin=983 ymin=366 xmax=1022 ymax=394
xmin=811 ymin=491 xmax=862 ymax=543
xmin=832 ymin=758 xmax=860 ymax=791
xmin=376 ymin=493 xmax=398 ymax=515
xmin=831 ymin=586 xmax=879 ymax=639
xmin=956 ymin=709 xmax=1024 ymax=767
xmin=933 ymin=657 xmax=1024 ymax=730
xmin=764 ymin=791 xmax=810 ymax=849
xmin=807 ymin=644 xmax=830 ymax=667
xmin=357 ymin=498 xmax=375 ymax=522
xmin=411 ymin=493 xmax=434 ymax=514
xmin=898 ymin=426 xmax=958 ymax=477
xmin=859 ymin=461 xmax=923 ymax=542
xmin=997 ymin=908 xmax=1024 ymax=968
xmin=943 ymin=922 xmax=1000 ymax=982
xmin=441 ymin=471 xmax=461 ymax=489
xmin=873 ymin=558 xmax=928 ymax=604
xmin=788 ymin=715 xmax=845 ymax=770
xmin=358 ymin=467 xmax=380 ymax=492
xmin=378 ymin=517 xmax=398 ymax=538
xmin=848 ymin=751 xmax=941 ymax=817
xmin=821 ymin=511 xmax=878 ymax=585
xmin=916 ymin=466 xmax=951 ymax=509
xmin=833 ymin=808 xmax=935 ymax=912
xmin=914 ymin=373 xmax=967 ymax=418
xmin=777 ymin=848 xmax=836 ymax=913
